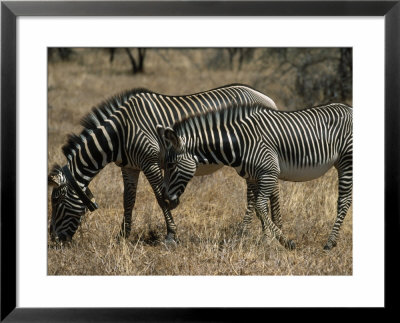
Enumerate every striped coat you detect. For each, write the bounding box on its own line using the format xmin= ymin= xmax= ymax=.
xmin=159 ymin=103 xmax=352 ymax=250
xmin=48 ymin=84 xmax=277 ymax=242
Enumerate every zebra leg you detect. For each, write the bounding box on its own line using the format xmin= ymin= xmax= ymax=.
xmin=324 ymin=158 xmax=353 ymax=250
xmin=240 ymin=180 xmax=257 ymax=234
xmin=119 ymin=167 xmax=140 ymax=238
xmin=255 ymin=174 xmax=295 ymax=250
xmin=242 ymin=181 xmax=281 ymax=233
xmin=270 ymin=183 xmax=282 ymax=229
xmin=142 ymin=163 xmax=178 ymax=244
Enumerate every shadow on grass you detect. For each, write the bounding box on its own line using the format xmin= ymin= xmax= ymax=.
xmin=127 ymin=229 xmax=164 ymax=247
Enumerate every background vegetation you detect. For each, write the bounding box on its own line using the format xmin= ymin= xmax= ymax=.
xmin=48 ymin=48 xmax=352 ymax=275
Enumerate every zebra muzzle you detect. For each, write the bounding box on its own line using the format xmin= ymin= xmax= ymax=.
xmin=164 ymin=195 xmax=179 ymax=210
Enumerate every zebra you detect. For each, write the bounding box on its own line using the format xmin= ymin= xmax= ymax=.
xmin=158 ymin=102 xmax=353 ymax=250
xmin=48 ymin=84 xmax=278 ymax=243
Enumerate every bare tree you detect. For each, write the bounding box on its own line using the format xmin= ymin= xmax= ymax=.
xmin=227 ymin=48 xmax=255 ymax=70
xmin=48 ymin=48 xmax=73 ymax=61
xmin=124 ymin=48 xmax=146 ymax=74
xmin=263 ymin=48 xmax=352 ymax=106
xmin=109 ymin=48 xmax=147 ymax=74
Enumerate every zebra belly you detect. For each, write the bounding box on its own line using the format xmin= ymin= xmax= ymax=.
xmin=278 ymin=160 xmax=335 ymax=182
xmin=195 ymin=164 xmax=223 ymax=176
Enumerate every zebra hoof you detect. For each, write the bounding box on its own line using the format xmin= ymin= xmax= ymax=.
xmin=163 ymin=237 xmax=178 ymax=249
xmin=116 ymin=230 xmax=130 ymax=243
xmin=287 ymin=240 xmax=296 ymax=250
xmin=237 ymin=226 xmax=250 ymax=238
xmin=323 ymin=241 xmax=337 ymax=250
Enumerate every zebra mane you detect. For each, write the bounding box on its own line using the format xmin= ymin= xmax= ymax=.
xmin=79 ymin=83 xmax=259 ymax=131
xmin=80 ymin=88 xmax=151 ymax=130
xmin=61 ymin=88 xmax=150 ymax=158
xmin=49 ymin=163 xmax=62 ymax=175
xmin=62 ymin=134 xmax=83 ymax=158
xmin=77 ymin=83 xmax=273 ymax=131
xmin=173 ymin=101 xmax=354 ymax=132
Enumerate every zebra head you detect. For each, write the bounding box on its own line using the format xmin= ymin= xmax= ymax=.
xmin=157 ymin=125 xmax=197 ymax=210
xmin=48 ymin=164 xmax=96 ymax=242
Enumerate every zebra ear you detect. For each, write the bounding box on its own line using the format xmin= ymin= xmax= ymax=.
xmin=156 ymin=125 xmax=166 ymax=142
xmin=156 ymin=125 xmax=181 ymax=151
xmin=156 ymin=125 xmax=170 ymax=150
xmin=48 ymin=164 xmax=64 ymax=187
xmin=48 ymin=173 xmax=62 ymax=187
xmin=164 ymin=127 xmax=181 ymax=151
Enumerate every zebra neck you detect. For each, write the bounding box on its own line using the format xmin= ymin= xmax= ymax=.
xmin=63 ymin=123 xmax=122 ymax=187
xmin=66 ymin=158 xmax=100 ymax=189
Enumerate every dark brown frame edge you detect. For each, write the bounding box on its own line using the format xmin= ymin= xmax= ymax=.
xmin=1 ymin=1 xmax=399 ymax=322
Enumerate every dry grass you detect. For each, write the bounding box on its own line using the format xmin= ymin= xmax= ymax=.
xmin=48 ymin=48 xmax=352 ymax=275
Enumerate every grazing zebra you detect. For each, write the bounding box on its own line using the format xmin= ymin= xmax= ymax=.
xmin=48 ymin=84 xmax=278 ymax=243
xmin=158 ymin=102 xmax=353 ymax=250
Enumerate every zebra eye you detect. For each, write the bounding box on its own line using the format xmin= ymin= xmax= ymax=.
xmin=52 ymin=186 xmax=67 ymax=201
xmin=52 ymin=191 xmax=61 ymax=201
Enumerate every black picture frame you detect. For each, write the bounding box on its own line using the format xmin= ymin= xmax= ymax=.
xmin=1 ymin=1 xmax=399 ymax=321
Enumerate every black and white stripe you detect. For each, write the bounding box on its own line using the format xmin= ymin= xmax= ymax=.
xmin=160 ymin=103 xmax=353 ymax=250
xmin=48 ymin=84 xmax=277 ymax=242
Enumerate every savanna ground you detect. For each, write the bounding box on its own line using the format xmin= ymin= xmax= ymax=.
xmin=48 ymin=48 xmax=352 ymax=275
